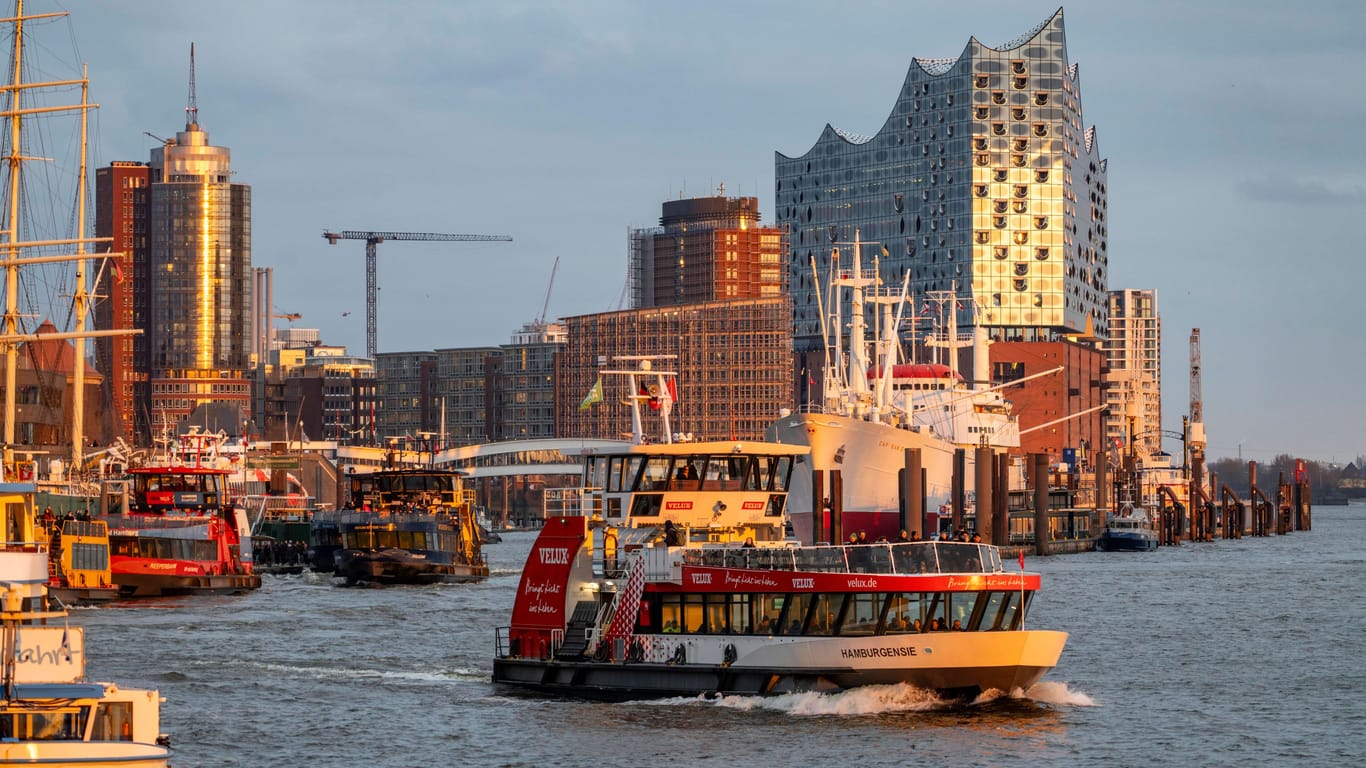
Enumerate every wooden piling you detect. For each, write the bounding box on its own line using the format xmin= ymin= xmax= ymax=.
xmin=1033 ymin=453 xmax=1049 ymax=557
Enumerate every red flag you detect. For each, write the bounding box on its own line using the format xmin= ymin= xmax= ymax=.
xmin=666 ymin=378 xmax=678 ymax=405
xmin=1018 ymin=551 xmax=1025 ymax=570
xmin=112 ymin=259 xmax=124 ymax=284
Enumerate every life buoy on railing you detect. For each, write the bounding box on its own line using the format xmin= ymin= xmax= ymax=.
xmin=722 ymin=643 xmax=737 ymax=666
xmin=671 ymin=644 xmax=687 ymax=665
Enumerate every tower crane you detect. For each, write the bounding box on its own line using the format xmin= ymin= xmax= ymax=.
xmin=322 ymin=230 xmax=512 ymax=358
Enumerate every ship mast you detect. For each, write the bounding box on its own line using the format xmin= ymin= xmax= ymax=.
xmin=0 ymin=0 xmax=138 ymax=476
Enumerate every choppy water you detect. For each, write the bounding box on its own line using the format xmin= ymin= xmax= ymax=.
xmin=74 ymin=503 xmax=1366 ymax=767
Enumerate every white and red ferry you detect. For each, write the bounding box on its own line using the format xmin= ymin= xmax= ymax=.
xmin=100 ymin=430 xmax=260 ymax=597
xmin=492 ymin=358 xmax=1067 ymax=699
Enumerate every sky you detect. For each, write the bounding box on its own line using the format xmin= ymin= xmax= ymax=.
xmin=25 ymin=0 xmax=1366 ymax=464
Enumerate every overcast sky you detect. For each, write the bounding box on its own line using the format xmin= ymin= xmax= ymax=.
xmin=31 ymin=1 xmax=1366 ymax=463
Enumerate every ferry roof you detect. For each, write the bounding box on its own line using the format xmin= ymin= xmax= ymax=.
xmin=129 ymin=465 xmax=232 ymax=475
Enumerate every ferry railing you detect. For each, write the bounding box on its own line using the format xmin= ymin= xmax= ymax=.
xmin=681 ymin=541 xmax=1000 ymax=575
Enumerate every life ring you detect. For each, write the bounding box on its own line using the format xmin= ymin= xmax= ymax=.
xmin=722 ymin=644 xmax=737 ymax=666
xmin=671 ymin=644 xmax=687 ymax=665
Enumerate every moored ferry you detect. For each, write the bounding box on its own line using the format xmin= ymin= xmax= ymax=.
xmin=1 ymin=479 xmax=170 ymax=765
xmin=41 ymin=514 xmax=119 ymax=606
xmin=309 ymin=467 xmax=488 ymax=585
xmin=99 ymin=432 xmax=259 ymax=597
xmin=492 ymin=358 xmax=1067 ymax=699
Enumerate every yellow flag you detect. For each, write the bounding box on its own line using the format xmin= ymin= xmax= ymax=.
xmin=579 ymin=376 xmax=604 ymax=410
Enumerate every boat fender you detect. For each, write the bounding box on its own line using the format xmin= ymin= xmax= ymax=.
xmin=722 ymin=644 xmax=737 ymax=666
xmin=671 ymin=644 xmax=686 ymax=665
xmin=594 ymin=642 xmax=611 ymax=662
xmin=627 ymin=639 xmax=644 ymax=663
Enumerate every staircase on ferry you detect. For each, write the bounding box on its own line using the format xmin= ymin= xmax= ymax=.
xmin=553 ymin=601 xmax=601 ymax=660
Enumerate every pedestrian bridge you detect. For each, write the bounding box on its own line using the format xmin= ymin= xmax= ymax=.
xmin=334 ymin=438 xmax=630 ymax=480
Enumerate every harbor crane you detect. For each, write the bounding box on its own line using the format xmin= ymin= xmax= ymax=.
xmin=322 ymin=229 xmax=513 ymax=358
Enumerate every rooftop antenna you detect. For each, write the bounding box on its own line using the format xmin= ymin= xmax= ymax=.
xmin=185 ymin=42 xmax=198 ymax=129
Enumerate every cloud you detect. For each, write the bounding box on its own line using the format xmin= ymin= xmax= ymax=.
xmin=1236 ymin=177 xmax=1366 ymax=205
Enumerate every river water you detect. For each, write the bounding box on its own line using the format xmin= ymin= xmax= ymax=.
xmin=74 ymin=502 xmax=1365 ymax=767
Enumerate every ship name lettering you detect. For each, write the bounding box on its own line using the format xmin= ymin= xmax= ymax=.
xmin=539 ymin=547 xmax=570 ymax=565
xmin=840 ymin=646 xmax=917 ymax=659
xmin=792 ymin=577 xmax=815 ymax=589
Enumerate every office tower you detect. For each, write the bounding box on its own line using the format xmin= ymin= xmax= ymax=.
xmin=1105 ymin=288 xmax=1161 ymax=458
xmin=628 ymin=194 xmax=786 ymax=309
xmin=142 ymin=56 xmax=253 ymax=436
xmin=94 ymin=161 xmax=149 ymax=442
xmin=775 ymin=8 xmax=1108 ymax=357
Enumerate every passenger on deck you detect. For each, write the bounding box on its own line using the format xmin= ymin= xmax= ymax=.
xmin=787 ymin=619 xmax=802 ymax=634
xmin=847 ymin=533 xmax=859 ymax=545
xmin=663 ymin=520 xmax=681 ymax=546
xmin=741 ymin=537 xmax=756 ymax=548
xmin=912 ymin=618 xmax=924 ymax=632
xmin=971 ymin=532 xmax=982 ymax=543
xmin=930 ymin=618 xmax=945 ymax=631
xmin=856 ymin=530 xmax=869 ymax=544
xmin=910 ymin=530 xmax=922 ymax=541
xmin=952 ymin=619 xmax=964 ymax=631
xmin=897 ymin=529 xmax=911 ymax=542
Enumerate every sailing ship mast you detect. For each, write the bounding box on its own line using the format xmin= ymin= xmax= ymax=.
xmin=0 ymin=0 xmax=138 ymax=476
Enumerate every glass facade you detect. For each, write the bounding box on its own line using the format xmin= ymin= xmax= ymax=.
xmin=775 ymin=9 xmax=1108 ymax=352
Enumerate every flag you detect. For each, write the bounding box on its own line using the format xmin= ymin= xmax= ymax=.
xmin=665 ymin=378 xmax=678 ymax=405
xmin=881 ymin=245 xmax=889 ymax=258
xmin=111 ymin=258 xmax=124 ymax=284
xmin=1018 ymin=551 xmax=1025 ymax=570
xmin=579 ymin=376 xmax=604 ymax=410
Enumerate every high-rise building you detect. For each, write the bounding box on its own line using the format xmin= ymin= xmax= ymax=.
xmin=93 ymin=161 xmax=149 ymax=442
xmin=374 ymin=351 xmax=438 ymax=442
xmin=629 ymin=194 xmax=786 ymax=309
xmin=775 ymin=8 xmax=1108 ymax=356
xmin=1104 ymin=288 xmax=1161 ymax=457
xmin=141 ymin=69 xmax=253 ymax=436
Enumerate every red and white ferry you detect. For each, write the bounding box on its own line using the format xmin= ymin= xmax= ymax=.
xmin=492 ymin=358 xmax=1067 ymax=699
xmin=100 ymin=430 xmax=260 ymax=597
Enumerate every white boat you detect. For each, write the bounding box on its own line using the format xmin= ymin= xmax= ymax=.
xmin=491 ymin=356 xmax=1068 ymax=699
xmin=1096 ymin=494 xmax=1159 ymax=552
xmin=0 ymin=480 xmax=170 ymax=765
xmin=767 ymin=232 xmax=1048 ymax=543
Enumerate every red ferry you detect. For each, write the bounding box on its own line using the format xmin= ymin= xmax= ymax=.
xmin=101 ymin=433 xmax=260 ymax=597
xmin=492 ymin=358 xmax=1068 ymax=700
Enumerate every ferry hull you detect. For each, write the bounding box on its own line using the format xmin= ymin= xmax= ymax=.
xmin=1096 ymin=531 xmax=1158 ymax=552
xmin=114 ymin=572 xmax=261 ymax=597
xmin=336 ymin=548 xmax=489 ymax=586
xmin=494 ymin=630 xmax=1067 ymax=700
xmin=0 ymin=741 xmax=169 ymax=766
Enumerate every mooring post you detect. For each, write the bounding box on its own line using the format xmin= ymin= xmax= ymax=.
xmin=1033 ymin=453 xmax=1049 ymax=557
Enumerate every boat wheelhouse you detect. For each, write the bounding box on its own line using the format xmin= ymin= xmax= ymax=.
xmin=309 ymin=467 xmax=487 ymax=585
xmin=41 ymin=514 xmax=118 ymax=606
xmin=492 ymin=357 xmax=1067 ymax=699
xmin=100 ymin=432 xmax=259 ymax=597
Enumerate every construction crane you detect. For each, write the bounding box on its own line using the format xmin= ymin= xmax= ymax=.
xmin=534 ymin=255 xmax=560 ymax=330
xmin=322 ymin=230 xmax=512 ymax=358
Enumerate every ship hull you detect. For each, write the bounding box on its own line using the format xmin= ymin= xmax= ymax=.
xmin=113 ymin=572 xmax=261 ymax=597
xmin=768 ymin=413 xmax=960 ymax=541
xmin=336 ymin=547 xmax=489 ymax=586
xmin=1096 ymin=530 xmax=1158 ymax=552
xmin=494 ymin=629 xmax=1067 ymax=700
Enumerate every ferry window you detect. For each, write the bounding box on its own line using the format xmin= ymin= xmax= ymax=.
xmin=92 ymin=702 xmax=133 ymax=741
xmin=614 ymin=456 xmax=643 ymax=492
xmin=778 ymin=592 xmax=813 ymax=635
xmin=628 ymin=493 xmax=662 ymax=517
xmin=705 ymin=594 xmax=728 ymax=634
xmin=809 ymin=593 xmax=844 ymax=636
xmin=683 ymin=595 xmax=706 ymax=633
xmin=728 ymin=594 xmax=753 ymax=634
xmin=660 ymin=596 xmax=683 ymax=633
xmin=755 ymin=595 xmax=783 ymax=634
xmin=840 ymin=593 xmax=883 ymax=636
xmin=397 ymin=531 xmax=414 ymax=549
xmin=887 ymin=592 xmax=926 ymax=632
xmin=978 ymin=591 xmax=1011 ymax=630
xmin=639 ymin=457 xmax=671 ymax=490
xmin=670 ymin=458 xmax=703 ymax=490
xmin=585 ymin=456 xmax=607 ymax=490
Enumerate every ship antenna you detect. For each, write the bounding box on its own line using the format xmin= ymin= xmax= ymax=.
xmin=185 ymin=42 xmax=198 ymax=128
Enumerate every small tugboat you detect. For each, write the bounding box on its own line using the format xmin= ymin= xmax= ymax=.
xmin=309 ymin=461 xmax=488 ymax=585
xmin=0 ymin=479 xmax=170 ymax=765
xmin=492 ymin=357 xmax=1068 ymax=699
xmin=100 ymin=430 xmax=260 ymax=597
xmin=1096 ymin=495 xmax=1159 ymax=552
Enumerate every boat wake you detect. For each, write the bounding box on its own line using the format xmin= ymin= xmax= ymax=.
xmin=641 ymin=680 xmax=1093 ymax=715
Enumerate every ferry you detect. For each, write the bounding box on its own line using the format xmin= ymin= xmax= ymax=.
xmin=1096 ymin=496 xmax=1159 ymax=552
xmin=40 ymin=514 xmax=119 ymax=606
xmin=0 ymin=480 xmax=170 ymax=765
xmin=308 ymin=467 xmax=488 ymax=585
xmin=99 ymin=432 xmax=260 ymax=597
xmin=492 ymin=357 xmax=1068 ymax=699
